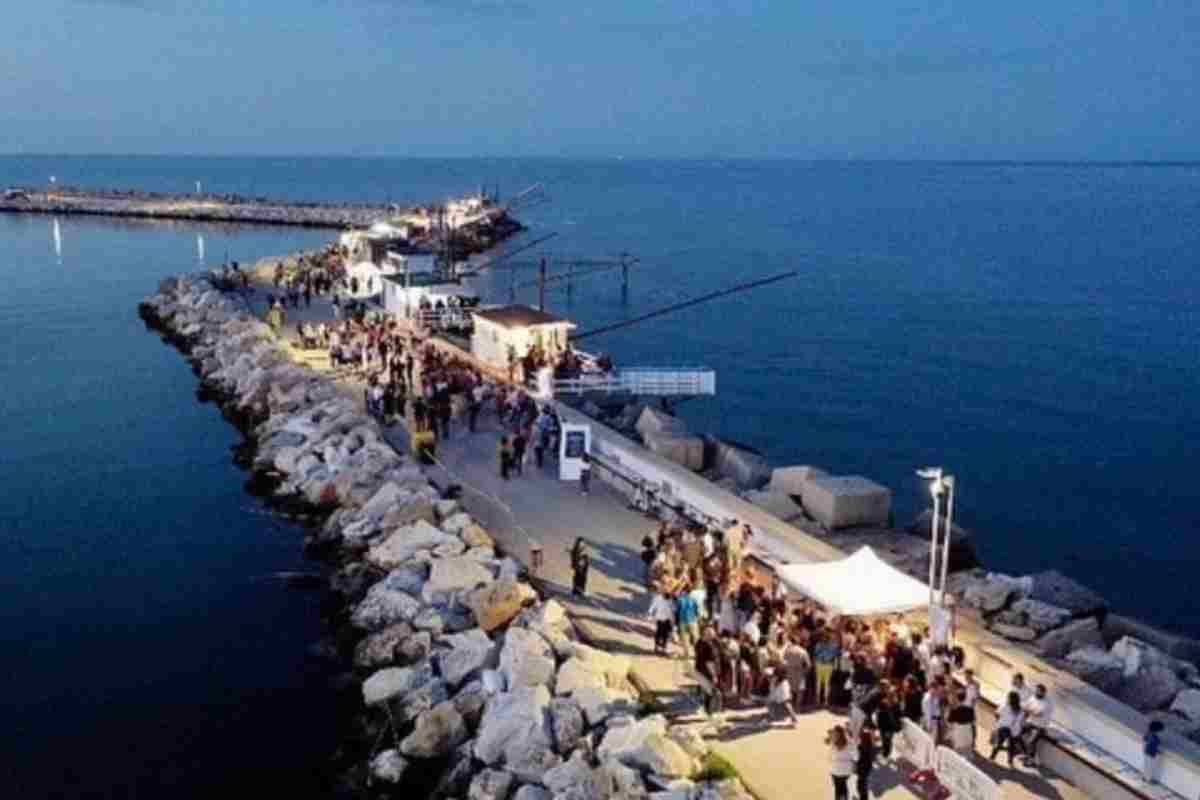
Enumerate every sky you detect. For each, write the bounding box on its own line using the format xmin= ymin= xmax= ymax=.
xmin=2 ymin=0 xmax=1198 ymax=159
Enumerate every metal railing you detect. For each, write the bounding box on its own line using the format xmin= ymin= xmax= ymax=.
xmin=553 ymin=367 xmax=715 ymax=396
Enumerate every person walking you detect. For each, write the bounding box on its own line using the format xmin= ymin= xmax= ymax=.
xmin=783 ymin=636 xmax=812 ymax=714
xmin=579 ymin=452 xmax=592 ymax=495
xmin=640 ymin=535 xmax=657 ymax=587
xmin=571 ymin=548 xmax=590 ymax=596
xmin=826 ymin=725 xmax=857 ymax=800
xmin=767 ymin=669 xmax=799 ymax=728
xmin=1143 ymin=719 xmax=1165 ymax=784
xmin=511 ymin=432 xmax=527 ymax=476
xmin=875 ymin=688 xmax=902 ymax=762
xmin=649 ymin=590 xmax=676 ymax=655
xmin=498 ymin=435 xmax=512 ymax=480
xmin=988 ymin=691 xmax=1026 ymax=766
xmin=948 ymin=691 xmax=975 ymax=755
xmin=855 ymin=727 xmax=877 ymax=800
xmin=676 ymin=583 xmax=701 ymax=659
xmin=812 ymin=632 xmax=840 ymax=708
xmin=694 ymin=625 xmax=723 ymax=717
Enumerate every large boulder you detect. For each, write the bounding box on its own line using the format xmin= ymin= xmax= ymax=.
xmin=556 ymin=641 xmax=631 ymax=688
xmin=1029 ymin=570 xmax=1107 ymax=617
xmin=467 ymin=579 xmax=537 ymax=633
xmin=572 ymin=685 xmax=637 ymax=728
xmin=636 ymin=408 xmax=687 ymax=439
xmin=1065 ymin=646 xmax=1126 ymax=694
xmin=548 ymin=697 xmax=586 ymax=754
xmin=1103 ymin=614 xmax=1200 ymax=666
xmin=800 ymin=475 xmax=891 ymax=529
xmin=1036 ymin=617 xmax=1105 ymax=659
xmin=513 ymin=786 xmax=553 ymax=800
xmin=469 ymin=769 xmax=516 ymax=800
xmin=474 ymin=686 xmax=553 ymax=766
xmin=504 ymin=739 xmax=562 ymax=784
xmin=362 ymin=662 xmax=435 ymax=706
xmin=1114 ymin=664 xmax=1186 ymax=712
xmin=767 ymin=465 xmax=827 ymax=496
xmin=555 ymin=657 xmax=607 ymax=696
xmin=962 ymin=573 xmax=1029 ymax=613
xmin=597 ymin=715 xmax=694 ymax=777
xmin=1171 ymin=689 xmax=1200 ymax=721
xmin=500 ymin=628 xmax=557 ymax=690
xmin=369 ymin=749 xmax=409 ymax=785
xmin=352 ymin=580 xmax=421 ymax=631
xmin=394 ymin=678 xmax=450 ymax=725
xmin=440 ymin=628 xmax=498 ymax=688
xmin=543 ymin=751 xmax=604 ymax=800
xmin=597 ymin=758 xmax=646 ymax=799
xmin=423 ymin=557 xmax=496 ymax=605
xmin=436 ymin=741 xmax=478 ymax=797
xmin=401 ymin=701 xmax=469 ymax=758
xmin=367 ymin=520 xmax=458 ymax=570
xmin=995 ymin=598 xmax=1072 ymax=634
xmin=354 ymin=622 xmax=416 ymax=669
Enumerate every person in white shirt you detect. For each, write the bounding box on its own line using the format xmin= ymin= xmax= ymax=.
xmin=921 ymin=682 xmax=945 ymax=744
xmin=767 ymin=670 xmax=798 ymax=727
xmin=826 ymin=725 xmax=858 ymax=800
xmin=962 ymin=668 xmax=981 ymax=744
xmin=740 ymin=612 xmax=761 ymax=645
xmin=1021 ymin=684 xmax=1055 ymax=767
xmin=1011 ymin=672 xmax=1033 ymax=705
xmin=648 ymin=591 xmax=676 ymax=655
xmin=989 ymin=691 xmax=1026 ymax=766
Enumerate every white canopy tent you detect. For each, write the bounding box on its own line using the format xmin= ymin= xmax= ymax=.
xmin=775 ymin=546 xmax=930 ymax=616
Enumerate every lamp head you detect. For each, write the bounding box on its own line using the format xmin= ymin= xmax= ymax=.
xmin=916 ymin=467 xmax=942 ymax=480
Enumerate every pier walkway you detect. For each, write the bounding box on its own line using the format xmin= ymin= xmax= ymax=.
xmin=378 ymin=411 xmax=1084 ymax=800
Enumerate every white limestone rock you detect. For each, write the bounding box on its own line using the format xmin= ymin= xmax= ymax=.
xmin=352 ymin=581 xmax=421 ymax=631
xmin=1003 ymin=597 xmax=1072 ymax=633
xmin=1171 ymin=688 xmax=1200 ymax=721
xmin=441 ymin=511 xmax=475 ymax=536
xmin=362 ymin=662 xmax=435 ymax=706
xmin=423 ymin=557 xmax=496 ymax=605
xmin=991 ymin=622 xmax=1037 ymax=642
xmin=555 ymin=657 xmax=607 ymax=696
xmin=469 ymin=768 xmax=516 ymax=800
xmin=572 ymin=685 xmax=638 ymax=729
xmin=500 ymin=627 xmax=557 ymax=690
xmin=543 ymin=751 xmax=604 ymax=800
xmin=461 ymin=522 xmax=496 ymax=550
xmin=800 ymin=475 xmax=891 ymax=529
xmin=504 ymin=738 xmax=562 ymax=784
xmin=369 ymin=749 xmax=409 ymax=785
xmin=548 ymin=697 xmax=586 ymax=754
xmin=401 ymin=701 xmax=469 ymax=758
xmin=513 ymin=786 xmax=552 ymax=800
xmin=1036 ymin=617 xmax=1104 ymax=659
xmin=963 ymin=573 xmax=1027 ymax=612
xmin=474 ymin=685 xmax=553 ymax=766
xmin=481 ymin=668 xmax=506 ymax=695
xmin=597 ymin=757 xmax=647 ymax=799
xmin=439 ymin=628 xmax=498 ymax=688
xmin=557 ymin=641 xmax=632 ymax=689
xmin=1065 ymin=646 xmax=1126 ymax=694
xmin=397 ymin=630 xmax=433 ymax=665
xmin=1115 ymin=664 xmax=1186 ymax=712
xmin=598 ymin=715 xmax=693 ymax=777
xmin=367 ymin=520 xmax=458 ymax=569
xmin=433 ymin=539 xmax=469 ymax=559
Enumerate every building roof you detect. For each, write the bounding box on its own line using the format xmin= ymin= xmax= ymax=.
xmin=382 ymin=273 xmax=462 ymax=289
xmin=472 ymin=305 xmax=574 ymax=329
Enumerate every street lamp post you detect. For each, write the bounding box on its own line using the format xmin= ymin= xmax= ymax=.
xmin=917 ymin=467 xmax=957 ymax=643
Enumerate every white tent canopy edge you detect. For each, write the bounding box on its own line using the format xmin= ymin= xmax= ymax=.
xmin=775 ymin=546 xmax=930 ymax=616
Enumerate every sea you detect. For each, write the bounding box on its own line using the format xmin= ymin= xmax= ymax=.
xmin=3 ymin=156 xmax=1199 ymax=796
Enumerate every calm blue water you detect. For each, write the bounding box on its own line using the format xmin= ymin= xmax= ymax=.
xmin=3 ymin=156 xmax=1200 ymax=792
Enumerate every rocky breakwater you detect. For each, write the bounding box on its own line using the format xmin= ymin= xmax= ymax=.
xmin=138 ymin=277 xmax=755 ymax=800
xmin=950 ymin=569 xmax=1200 ymax=741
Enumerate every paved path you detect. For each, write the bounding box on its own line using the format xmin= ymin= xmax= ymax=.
xmin=377 ymin=406 xmax=1084 ymax=800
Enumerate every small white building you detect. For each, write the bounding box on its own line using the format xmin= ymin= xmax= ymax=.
xmin=470 ymin=305 xmax=576 ymax=372
xmin=337 ymin=224 xmax=435 ymax=299
xmin=382 ymin=273 xmax=477 ymax=323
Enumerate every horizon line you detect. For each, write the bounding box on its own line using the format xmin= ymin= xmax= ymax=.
xmin=4 ymin=153 xmax=1200 ymax=167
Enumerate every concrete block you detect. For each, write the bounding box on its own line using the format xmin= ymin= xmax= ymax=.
xmin=635 ymin=408 xmax=686 ymax=439
xmin=711 ymin=441 xmax=771 ymax=490
xmin=767 ymin=465 xmax=827 ymax=496
xmin=800 ymin=475 xmax=891 ymax=529
xmin=643 ymin=433 xmax=704 ymax=472
xmin=742 ymin=489 xmax=802 ymax=522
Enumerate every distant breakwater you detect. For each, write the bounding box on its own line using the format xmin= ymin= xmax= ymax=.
xmin=137 ymin=276 xmax=756 ymax=800
xmin=3 ymin=187 xmax=525 ymax=249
